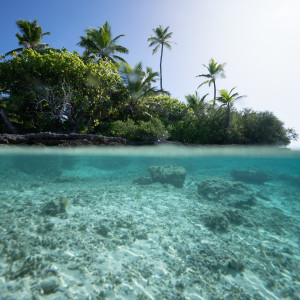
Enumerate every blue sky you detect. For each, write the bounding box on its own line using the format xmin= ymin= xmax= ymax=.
xmin=1 ymin=0 xmax=300 ymax=147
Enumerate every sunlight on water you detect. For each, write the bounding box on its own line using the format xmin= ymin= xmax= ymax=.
xmin=0 ymin=145 xmax=299 ymax=299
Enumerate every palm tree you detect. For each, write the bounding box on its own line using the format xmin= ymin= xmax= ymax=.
xmin=217 ymin=87 xmax=246 ymax=130
xmin=5 ymin=19 xmax=50 ymax=56
xmin=186 ymin=91 xmax=209 ymax=116
xmin=119 ymin=62 xmax=159 ymax=118
xmin=148 ymin=25 xmax=174 ymax=91
xmin=197 ymin=58 xmax=226 ymax=105
xmin=77 ymin=21 xmax=129 ymax=64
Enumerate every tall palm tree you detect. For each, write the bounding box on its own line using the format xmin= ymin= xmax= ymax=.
xmin=197 ymin=58 xmax=226 ymax=105
xmin=77 ymin=21 xmax=129 ymax=64
xmin=217 ymin=87 xmax=246 ymax=130
xmin=5 ymin=19 xmax=50 ymax=56
xmin=148 ymin=25 xmax=174 ymax=91
xmin=119 ymin=62 xmax=159 ymax=118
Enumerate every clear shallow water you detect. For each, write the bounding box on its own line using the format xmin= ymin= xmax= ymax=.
xmin=0 ymin=145 xmax=299 ymax=299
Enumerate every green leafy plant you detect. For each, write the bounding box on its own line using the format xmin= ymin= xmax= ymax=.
xmin=77 ymin=21 xmax=129 ymax=64
xmin=112 ymin=118 xmax=167 ymax=142
xmin=0 ymin=48 xmax=125 ymax=132
xmin=216 ymin=87 xmax=246 ymax=130
xmin=197 ymin=58 xmax=226 ymax=104
xmin=118 ymin=62 xmax=160 ymax=119
xmin=5 ymin=19 xmax=50 ymax=57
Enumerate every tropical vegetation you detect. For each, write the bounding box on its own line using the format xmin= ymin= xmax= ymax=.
xmin=148 ymin=25 xmax=174 ymax=91
xmin=197 ymin=58 xmax=226 ymax=104
xmin=77 ymin=21 xmax=128 ymax=64
xmin=0 ymin=19 xmax=297 ymax=145
xmin=5 ymin=19 xmax=50 ymax=57
xmin=216 ymin=87 xmax=246 ymax=130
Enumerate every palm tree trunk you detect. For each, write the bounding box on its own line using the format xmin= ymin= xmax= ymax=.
xmin=160 ymin=44 xmax=164 ymax=91
xmin=213 ymin=79 xmax=216 ymax=106
xmin=0 ymin=106 xmax=18 ymax=134
xmin=225 ymin=105 xmax=230 ymax=130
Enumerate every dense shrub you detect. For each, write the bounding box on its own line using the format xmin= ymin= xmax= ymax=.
xmin=0 ymin=48 xmax=125 ymax=133
xmin=169 ymin=106 xmax=226 ymax=144
xmin=240 ymin=109 xmax=298 ymax=145
xmin=168 ymin=114 xmax=209 ymax=144
xmin=142 ymin=95 xmax=188 ymax=124
xmin=112 ymin=118 xmax=167 ymax=142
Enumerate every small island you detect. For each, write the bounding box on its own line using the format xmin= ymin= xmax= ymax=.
xmin=0 ymin=19 xmax=297 ymax=146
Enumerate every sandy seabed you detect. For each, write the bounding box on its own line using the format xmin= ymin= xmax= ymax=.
xmin=0 ymin=149 xmax=299 ymax=299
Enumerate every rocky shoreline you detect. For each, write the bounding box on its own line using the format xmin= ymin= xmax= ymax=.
xmin=0 ymin=132 xmax=126 ymax=146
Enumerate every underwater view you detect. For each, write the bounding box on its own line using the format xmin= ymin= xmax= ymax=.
xmin=0 ymin=145 xmax=299 ymax=299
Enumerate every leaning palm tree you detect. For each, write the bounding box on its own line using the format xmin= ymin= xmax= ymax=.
xmin=77 ymin=21 xmax=129 ymax=64
xmin=5 ymin=19 xmax=50 ymax=56
xmin=119 ymin=62 xmax=159 ymax=118
xmin=197 ymin=58 xmax=226 ymax=105
xmin=148 ymin=25 xmax=174 ymax=91
xmin=217 ymin=87 xmax=246 ymax=130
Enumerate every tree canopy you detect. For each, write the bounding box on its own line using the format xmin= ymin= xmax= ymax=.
xmin=77 ymin=21 xmax=129 ymax=64
xmin=197 ymin=58 xmax=226 ymax=104
xmin=5 ymin=19 xmax=50 ymax=57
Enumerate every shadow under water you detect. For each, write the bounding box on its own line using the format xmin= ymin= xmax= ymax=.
xmin=0 ymin=145 xmax=299 ymax=299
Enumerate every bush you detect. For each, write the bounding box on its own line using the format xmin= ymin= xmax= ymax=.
xmin=168 ymin=114 xmax=209 ymax=144
xmin=241 ymin=109 xmax=297 ymax=145
xmin=0 ymin=48 xmax=125 ymax=133
xmin=112 ymin=118 xmax=167 ymax=142
xmin=142 ymin=95 xmax=188 ymax=124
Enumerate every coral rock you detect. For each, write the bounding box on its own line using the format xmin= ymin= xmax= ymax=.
xmin=196 ymin=177 xmax=249 ymax=200
xmin=230 ymin=168 xmax=271 ymax=184
xmin=147 ymin=165 xmax=187 ymax=188
xmin=40 ymin=277 xmax=59 ymax=294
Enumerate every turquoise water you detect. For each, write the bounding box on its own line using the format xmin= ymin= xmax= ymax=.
xmin=0 ymin=145 xmax=299 ymax=299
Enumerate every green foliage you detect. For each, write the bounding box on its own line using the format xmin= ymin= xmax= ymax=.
xmin=112 ymin=118 xmax=167 ymax=142
xmin=142 ymin=95 xmax=188 ymax=124
xmin=118 ymin=62 xmax=160 ymax=119
xmin=148 ymin=25 xmax=174 ymax=55
xmin=168 ymin=114 xmax=209 ymax=144
xmin=216 ymin=87 xmax=246 ymax=130
xmin=185 ymin=91 xmax=209 ymax=117
xmin=77 ymin=21 xmax=129 ymax=64
xmin=0 ymin=48 xmax=125 ymax=132
xmin=5 ymin=19 xmax=50 ymax=57
xmin=240 ymin=109 xmax=298 ymax=145
xmin=197 ymin=58 xmax=226 ymax=103
xmin=169 ymin=106 xmax=226 ymax=144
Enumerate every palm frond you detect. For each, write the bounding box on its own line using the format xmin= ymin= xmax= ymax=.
xmin=152 ymin=44 xmax=160 ymax=55
xmin=197 ymin=80 xmax=210 ymax=89
xmin=196 ymin=74 xmax=211 ymax=78
xmin=4 ymin=47 xmax=23 ymax=56
xmin=164 ymin=43 xmax=172 ymax=50
xmin=229 ymin=87 xmax=237 ymax=94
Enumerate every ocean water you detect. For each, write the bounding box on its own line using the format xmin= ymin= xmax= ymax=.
xmin=0 ymin=145 xmax=299 ymax=299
